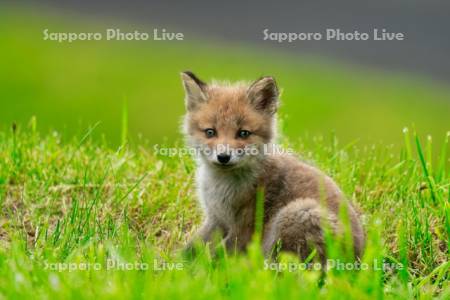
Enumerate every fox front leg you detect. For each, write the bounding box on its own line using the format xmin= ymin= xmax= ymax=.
xmin=223 ymin=224 xmax=254 ymax=253
xmin=223 ymin=204 xmax=255 ymax=253
xmin=184 ymin=218 xmax=224 ymax=256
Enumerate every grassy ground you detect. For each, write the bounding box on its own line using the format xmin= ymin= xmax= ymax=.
xmin=0 ymin=123 xmax=448 ymax=299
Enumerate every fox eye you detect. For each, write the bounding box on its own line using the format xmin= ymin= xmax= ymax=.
xmin=237 ymin=130 xmax=251 ymax=139
xmin=204 ymin=128 xmax=216 ymax=138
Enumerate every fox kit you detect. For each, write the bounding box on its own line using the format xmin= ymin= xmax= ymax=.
xmin=181 ymin=71 xmax=364 ymax=261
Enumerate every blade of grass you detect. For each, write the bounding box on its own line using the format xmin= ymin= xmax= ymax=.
xmin=415 ymin=133 xmax=437 ymax=204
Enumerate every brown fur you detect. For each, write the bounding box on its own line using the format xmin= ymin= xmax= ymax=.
xmin=181 ymin=71 xmax=365 ymax=261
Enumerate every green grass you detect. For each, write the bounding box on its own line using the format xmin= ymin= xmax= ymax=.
xmin=0 ymin=123 xmax=448 ymax=299
xmin=1 ymin=4 xmax=450 ymax=147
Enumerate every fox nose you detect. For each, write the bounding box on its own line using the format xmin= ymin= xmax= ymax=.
xmin=217 ymin=153 xmax=231 ymax=164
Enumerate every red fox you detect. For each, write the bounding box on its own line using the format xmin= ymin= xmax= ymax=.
xmin=181 ymin=71 xmax=364 ymax=261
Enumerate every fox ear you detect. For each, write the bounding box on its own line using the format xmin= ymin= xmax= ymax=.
xmin=181 ymin=71 xmax=207 ymax=111
xmin=247 ymin=76 xmax=279 ymax=115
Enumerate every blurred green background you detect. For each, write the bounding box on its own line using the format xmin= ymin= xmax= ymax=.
xmin=1 ymin=5 xmax=449 ymax=147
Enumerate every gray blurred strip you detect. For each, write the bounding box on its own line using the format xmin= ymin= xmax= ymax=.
xmin=13 ymin=0 xmax=450 ymax=83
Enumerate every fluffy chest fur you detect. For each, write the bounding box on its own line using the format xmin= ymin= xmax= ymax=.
xmin=196 ymin=163 xmax=257 ymax=228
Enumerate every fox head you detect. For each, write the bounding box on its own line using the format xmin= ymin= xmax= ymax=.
xmin=181 ymin=71 xmax=279 ymax=170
